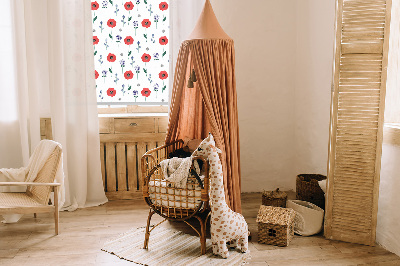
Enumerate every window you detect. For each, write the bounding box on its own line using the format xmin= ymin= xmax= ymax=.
xmin=92 ymin=0 xmax=170 ymax=105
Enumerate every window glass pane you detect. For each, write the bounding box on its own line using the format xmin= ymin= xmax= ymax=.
xmin=92 ymin=0 xmax=169 ymax=104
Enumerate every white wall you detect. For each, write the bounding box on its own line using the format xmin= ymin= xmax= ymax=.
xmin=211 ymin=0 xmax=335 ymax=191
xmin=376 ymin=2 xmax=400 ymax=256
xmin=377 ymin=142 xmax=400 ymax=256
xmin=212 ymin=0 xmax=297 ymax=191
xmin=294 ymin=1 xmax=335 ymax=178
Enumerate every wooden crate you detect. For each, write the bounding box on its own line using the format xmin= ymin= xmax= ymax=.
xmin=40 ymin=116 xmax=168 ymax=200
xmin=99 ymin=115 xmax=168 ymax=200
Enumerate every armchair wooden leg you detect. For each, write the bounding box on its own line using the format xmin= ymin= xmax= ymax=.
xmin=54 ymin=186 xmax=59 ymax=235
xmin=34 ymin=213 xmax=37 ymax=218
xmin=144 ymin=209 xmax=155 ymax=249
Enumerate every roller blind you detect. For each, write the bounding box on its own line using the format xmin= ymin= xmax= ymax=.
xmin=325 ymin=0 xmax=392 ymax=245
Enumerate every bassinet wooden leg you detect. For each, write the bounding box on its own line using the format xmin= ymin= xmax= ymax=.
xmin=194 ymin=214 xmax=209 ymax=255
xmin=144 ymin=209 xmax=155 ymax=249
xmin=199 ymin=218 xmax=206 ymax=255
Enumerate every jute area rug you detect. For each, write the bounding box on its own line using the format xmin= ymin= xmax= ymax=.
xmin=102 ymin=226 xmax=250 ymax=265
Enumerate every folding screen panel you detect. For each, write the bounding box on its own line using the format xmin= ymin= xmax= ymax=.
xmin=325 ymin=0 xmax=392 ymax=245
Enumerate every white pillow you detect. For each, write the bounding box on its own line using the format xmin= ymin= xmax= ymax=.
xmin=318 ymin=179 xmax=327 ymax=194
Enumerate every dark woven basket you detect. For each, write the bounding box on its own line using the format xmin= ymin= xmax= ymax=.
xmin=262 ymin=188 xmax=287 ymax=208
xmin=296 ymin=174 xmax=326 ymax=210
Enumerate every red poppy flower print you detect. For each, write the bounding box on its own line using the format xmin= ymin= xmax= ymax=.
xmin=93 ymin=36 xmax=99 ymax=45
xmin=141 ymin=88 xmax=151 ymax=97
xmin=107 ymin=88 xmax=116 ymax=97
xmin=91 ymin=1 xmax=99 ymax=10
xmin=124 ymin=36 xmax=134 ymax=45
xmin=124 ymin=1 xmax=134 ymax=10
xmin=159 ymin=71 xmax=168 ymax=80
xmin=141 ymin=19 xmax=151 ymax=28
xmin=141 ymin=53 xmax=151 ymax=62
xmin=159 ymin=2 xmax=168 ymax=11
xmin=159 ymin=36 xmax=168 ymax=45
xmin=107 ymin=19 xmax=116 ymax=28
xmin=95 ymin=70 xmax=99 ymax=79
xmin=107 ymin=53 xmax=116 ymax=62
xmin=124 ymin=70 xmax=134 ymax=80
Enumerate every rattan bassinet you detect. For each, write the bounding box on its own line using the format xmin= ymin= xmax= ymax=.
xmin=141 ymin=140 xmax=210 ymax=254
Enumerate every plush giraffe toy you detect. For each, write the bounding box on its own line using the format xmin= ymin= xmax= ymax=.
xmin=192 ymin=133 xmax=248 ymax=258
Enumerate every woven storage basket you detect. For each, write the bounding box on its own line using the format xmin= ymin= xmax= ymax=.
xmin=296 ymin=174 xmax=326 ymax=210
xmin=256 ymin=205 xmax=296 ymax=247
xmin=262 ymin=188 xmax=287 ymax=208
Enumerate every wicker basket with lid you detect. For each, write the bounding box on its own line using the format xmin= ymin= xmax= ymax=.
xmin=262 ymin=188 xmax=287 ymax=208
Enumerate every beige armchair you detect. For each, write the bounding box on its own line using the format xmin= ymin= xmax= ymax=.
xmin=0 ymin=145 xmax=62 ymax=234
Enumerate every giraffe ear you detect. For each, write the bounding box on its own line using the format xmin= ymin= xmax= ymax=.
xmin=210 ymin=144 xmax=222 ymax=154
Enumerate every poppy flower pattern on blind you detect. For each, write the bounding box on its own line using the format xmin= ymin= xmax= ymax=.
xmin=92 ymin=0 xmax=169 ymax=103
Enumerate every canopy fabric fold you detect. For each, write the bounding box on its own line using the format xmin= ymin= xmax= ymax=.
xmin=166 ymin=39 xmax=242 ymax=212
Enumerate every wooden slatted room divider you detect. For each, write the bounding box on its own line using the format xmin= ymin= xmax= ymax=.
xmin=325 ymin=0 xmax=392 ymax=245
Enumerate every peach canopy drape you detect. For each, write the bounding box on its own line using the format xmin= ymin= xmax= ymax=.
xmin=166 ymin=38 xmax=242 ymax=213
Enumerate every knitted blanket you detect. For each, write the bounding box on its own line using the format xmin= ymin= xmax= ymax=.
xmin=159 ymin=157 xmax=199 ymax=188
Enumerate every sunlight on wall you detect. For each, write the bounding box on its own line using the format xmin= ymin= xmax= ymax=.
xmin=0 ymin=0 xmax=18 ymax=122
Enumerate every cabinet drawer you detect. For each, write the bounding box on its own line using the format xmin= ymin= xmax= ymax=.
xmin=114 ymin=118 xmax=155 ymax=133
xmin=99 ymin=117 xmax=114 ymax=134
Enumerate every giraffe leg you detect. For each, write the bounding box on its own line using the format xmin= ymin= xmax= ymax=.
xmin=212 ymin=241 xmax=218 ymax=255
xmin=217 ymin=241 xmax=229 ymax=259
xmin=238 ymin=235 xmax=249 ymax=253
xmin=227 ymin=239 xmax=237 ymax=249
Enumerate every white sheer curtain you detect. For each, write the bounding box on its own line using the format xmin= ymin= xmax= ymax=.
xmin=0 ymin=0 xmax=24 ymax=170
xmin=171 ymin=0 xmax=204 ymax=66
xmin=0 ymin=0 xmax=107 ymax=211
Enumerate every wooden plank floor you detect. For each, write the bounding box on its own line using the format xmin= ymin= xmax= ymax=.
xmin=1 ymin=192 xmax=399 ymax=265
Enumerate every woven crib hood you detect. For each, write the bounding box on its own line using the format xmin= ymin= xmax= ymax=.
xmin=166 ymin=0 xmax=242 ymax=212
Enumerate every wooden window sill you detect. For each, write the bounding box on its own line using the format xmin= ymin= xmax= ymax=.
xmin=97 ymin=105 xmax=168 ymax=115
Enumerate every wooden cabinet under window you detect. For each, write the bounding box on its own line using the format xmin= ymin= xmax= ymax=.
xmin=99 ymin=115 xmax=168 ymax=200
